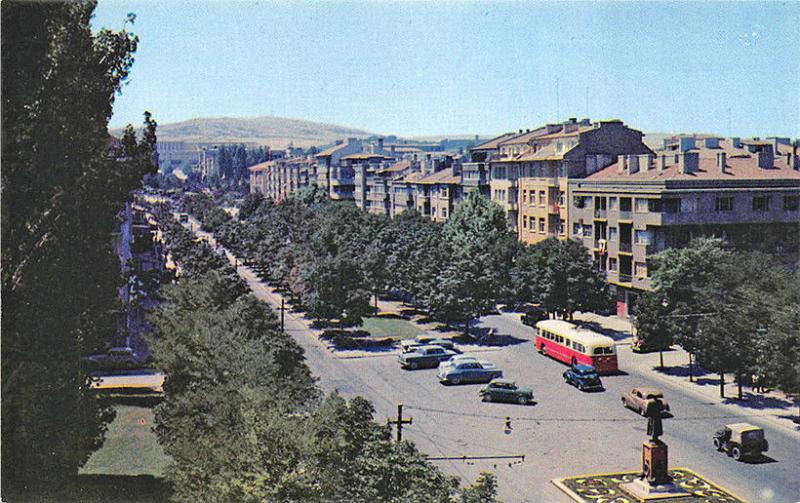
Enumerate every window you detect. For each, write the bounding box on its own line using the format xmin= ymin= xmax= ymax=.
xmin=715 ymin=197 xmax=733 ymax=212
xmin=538 ymin=218 xmax=545 ymax=233
xmin=522 ymin=190 xmax=528 ymax=204
xmin=619 ymin=197 xmax=632 ymax=212
xmin=784 ymin=195 xmax=800 ymax=211
xmin=609 ymin=258 xmax=618 ymax=271
xmin=663 ymin=199 xmax=680 ymax=213
xmin=558 ymin=191 xmax=565 ymax=206
xmin=635 ymin=229 xmax=651 ymax=245
xmin=523 ymin=215 xmax=528 ymax=229
xmin=573 ymin=222 xmax=582 ymax=236
xmin=559 ymin=219 xmax=566 ymax=235
xmin=635 ymin=198 xmax=649 ymax=212
xmin=609 ymin=197 xmax=618 ymax=210
xmin=635 ymin=261 xmax=647 ymax=277
xmin=595 ymin=197 xmax=607 ymax=211
xmin=681 ymin=198 xmax=698 ymax=213
xmin=608 ymin=227 xmax=618 ymax=240
xmin=583 ymin=225 xmax=593 ymax=237
xmin=648 ymin=199 xmax=662 ymax=212
xmin=574 ymin=195 xmax=587 ymax=209
xmin=441 ymin=207 xmax=447 ymax=218
xmin=752 ymin=196 xmax=770 ymax=212
xmin=539 ymin=190 xmax=546 ymax=206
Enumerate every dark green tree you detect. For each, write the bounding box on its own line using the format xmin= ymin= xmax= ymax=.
xmin=2 ymin=1 xmax=155 ymax=488
xmin=632 ymin=291 xmax=674 ymax=368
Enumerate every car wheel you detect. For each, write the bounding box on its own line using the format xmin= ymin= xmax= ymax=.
xmin=517 ymin=396 xmax=528 ymax=405
xmin=640 ymin=406 xmax=647 ymax=416
xmin=578 ymin=384 xmax=584 ymax=391
xmin=621 ymin=397 xmax=628 ymax=409
xmin=451 ymin=376 xmax=461 ymax=385
xmin=409 ymin=361 xmax=418 ymax=370
xmin=713 ymin=438 xmax=722 ymax=451
xmin=483 ymin=394 xmax=492 ymax=402
xmin=732 ymin=446 xmax=742 ymax=461
xmin=540 ymin=346 xmax=546 ymax=356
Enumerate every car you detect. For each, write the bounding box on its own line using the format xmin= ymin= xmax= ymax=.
xmin=438 ymin=360 xmax=503 ymax=385
xmin=621 ymin=386 xmax=670 ymax=416
xmin=83 ymin=347 xmax=141 ymax=371
xmin=480 ymin=379 xmax=534 ymax=405
xmin=563 ymin=364 xmax=604 ymax=391
xmin=713 ymin=423 xmax=768 ymax=461
xmin=439 ymin=355 xmax=496 ymax=372
xmin=399 ymin=334 xmax=455 ymax=353
xmin=178 ymin=213 xmax=189 ymax=223
xmin=521 ymin=306 xmax=549 ymax=327
xmin=399 ymin=345 xmax=457 ymax=370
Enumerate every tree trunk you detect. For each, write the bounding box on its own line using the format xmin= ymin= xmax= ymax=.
xmin=737 ymin=373 xmax=743 ymax=400
xmin=464 ymin=319 xmax=470 ymax=338
xmin=374 ymin=292 xmax=378 ymax=310
xmin=688 ymin=353 xmax=694 ymax=383
xmin=659 ymin=350 xmax=664 ymax=370
xmin=719 ymin=370 xmax=725 ymax=398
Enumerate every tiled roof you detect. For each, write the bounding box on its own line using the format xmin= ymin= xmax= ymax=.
xmin=248 ymin=161 xmax=275 ymax=172
xmin=516 ymin=143 xmax=572 ymax=161
xmin=532 ymin=125 xmax=595 ymax=141
xmin=586 ymin=140 xmax=800 ymax=182
xmin=316 ymin=142 xmax=349 ymax=157
xmin=472 ymin=132 xmax=519 ymax=150
xmin=497 ymin=127 xmax=549 ymax=146
xmin=398 ymin=171 xmax=427 ymax=183
xmin=416 ymin=169 xmax=460 ymax=185
xmin=376 ymin=160 xmax=412 ymax=174
xmin=341 ymin=153 xmax=394 ymax=161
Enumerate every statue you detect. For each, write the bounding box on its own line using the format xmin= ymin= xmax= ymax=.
xmin=644 ymin=398 xmax=664 ymax=440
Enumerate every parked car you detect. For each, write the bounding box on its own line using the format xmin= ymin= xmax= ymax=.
xmin=521 ymin=306 xmax=549 ymax=327
xmin=438 ymin=360 xmax=502 ymax=385
xmin=621 ymin=386 xmax=670 ymax=415
xmin=83 ymin=347 xmax=141 ymax=371
xmin=713 ymin=423 xmax=769 ymax=461
xmin=563 ymin=364 xmax=604 ymax=391
xmin=400 ymin=334 xmax=455 ymax=353
xmin=399 ymin=345 xmax=457 ymax=370
xmin=480 ymin=379 xmax=533 ymax=405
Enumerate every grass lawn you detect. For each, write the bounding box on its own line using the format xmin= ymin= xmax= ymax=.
xmin=80 ymin=404 xmax=169 ymax=477
xmin=358 ymin=316 xmax=424 ymax=340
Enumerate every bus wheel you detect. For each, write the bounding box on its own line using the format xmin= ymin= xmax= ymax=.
xmin=540 ymin=346 xmax=546 ymax=356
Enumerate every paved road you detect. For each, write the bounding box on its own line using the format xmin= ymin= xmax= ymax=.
xmin=184 ymin=214 xmax=800 ymax=503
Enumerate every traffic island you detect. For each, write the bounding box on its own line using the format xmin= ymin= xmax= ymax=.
xmin=552 ymin=468 xmax=745 ymax=503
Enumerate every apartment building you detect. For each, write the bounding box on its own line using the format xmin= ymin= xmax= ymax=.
xmin=350 ymin=153 xmax=399 ymax=214
xmin=416 ymin=165 xmax=463 ymax=223
xmin=248 ymin=156 xmax=319 ymax=201
xmin=316 ymin=138 xmax=364 ymax=199
xmin=568 ymin=136 xmax=800 ymax=317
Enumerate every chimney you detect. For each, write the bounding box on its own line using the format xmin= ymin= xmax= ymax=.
xmin=659 ymin=155 xmax=667 ymax=172
xmin=378 ymin=138 xmax=384 ymax=150
xmin=704 ymin=137 xmax=720 ymax=149
xmin=617 ymin=155 xmax=628 ymax=174
xmin=731 ymin=137 xmax=741 ymax=149
xmin=679 ymin=136 xmax=695 ymax=152
xmin=717 ymin=152 xmax=727 ymax=173
xmin=640 ymin=154 xmax=654 ymax=172
xmin=680 ymin=152 xmax=699 ymax=174
xmin=335 ymin=139 xmax=343 ymax=145
xmin=627 ymin=154 xmax=640 ymax=174
xmin=758 ymin=148 xmax=774 ymax=169
xmin=579 ymin=118 xmax=591 ymax=126
xmin=662 ymin=138 xmax=672 ymax=149
xmin=519 ymin=129 xmax=524 ymax=134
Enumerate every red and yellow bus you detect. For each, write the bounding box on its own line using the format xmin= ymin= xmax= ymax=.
xmin=534 ymin=319 xmax=618 ymax=374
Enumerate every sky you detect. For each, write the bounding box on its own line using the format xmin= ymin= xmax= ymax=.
xmin=93 ymin=1 xmax=800 ymax=138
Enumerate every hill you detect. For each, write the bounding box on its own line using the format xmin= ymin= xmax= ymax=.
xmin=119 ymin=116 xmax=374 ymax=149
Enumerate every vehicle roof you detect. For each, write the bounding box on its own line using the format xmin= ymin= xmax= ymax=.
xmin=419 ymin=345 xmax=448 ymax=351
xmin=572 ymin=364 xmax=597 ymax=373
xmin=535 ymin=319 xmax=616 ymax=346
xmin=489 ymin=378 xmax=516 ymax=386
xmin=633 ymin=386 xmax=663 ymax=396
xmin=726 ymin=422 xmax=762 ymax=433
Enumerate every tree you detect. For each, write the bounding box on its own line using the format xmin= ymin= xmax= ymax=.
xmin=516 ymin=238 xmax=612 ymax=319
xmin=239 ymin=192 xmax=265 ymax=221
xmin=2 ymin=1 xmax=154 ymax=488
xmin=632 ymin=291 xmax=674 ymax=368
xmin=459 ymin=472 xmax=500 ymax=503
xmin=301 ymin=253 xmax=372 ymax=325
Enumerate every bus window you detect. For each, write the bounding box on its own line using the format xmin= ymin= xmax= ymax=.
xmin=564 ymin=339 xmax=571 ymax=348
xmin=593 ymin=346 xmax=614 ymax=355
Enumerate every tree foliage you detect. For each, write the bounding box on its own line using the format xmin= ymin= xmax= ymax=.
xmin=2 ymin=1 xmax=156 ymax=487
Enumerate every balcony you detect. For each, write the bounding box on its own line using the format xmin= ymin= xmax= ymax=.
xmin=549 ymin=204 xmax=562 ymax=215
xmin=618 ymin=211 xmax=632 ymax=221
xmin=619 ymin=241 xmax=632 ymax=253
xmin=618 ymin=273 xmax=633 ymax=284
xmin=593 ymin=209 xmax=607 ymax=219
xmin=330 ymin=177 xmax=354 ymax=186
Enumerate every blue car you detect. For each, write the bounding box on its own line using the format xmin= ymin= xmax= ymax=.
xmin=563 ymin=364 xmax=604 ymax=392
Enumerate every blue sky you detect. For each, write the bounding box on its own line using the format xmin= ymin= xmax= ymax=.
xmin=93 ymin=1 xmax=800 ymax=138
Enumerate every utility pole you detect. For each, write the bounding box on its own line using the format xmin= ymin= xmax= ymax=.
xmin=387 ymin=403 xmax=412 ymax=442
xmin=280 ymin=298 xmax=285 ymax=333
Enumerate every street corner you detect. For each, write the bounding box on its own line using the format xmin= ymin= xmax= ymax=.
xmin=552 ymin=468 xmax=746 ymax=503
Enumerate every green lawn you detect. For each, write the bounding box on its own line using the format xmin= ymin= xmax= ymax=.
xmin=80 ymin=404 xmax=169 ymax=477
xmin=358 ymin=316 xmax=424 ymax=340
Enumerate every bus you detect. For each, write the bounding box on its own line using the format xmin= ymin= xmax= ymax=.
xmin=534 ymin=319 xmax=618 ymax=374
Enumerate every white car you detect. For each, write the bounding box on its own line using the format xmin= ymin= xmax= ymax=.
xmin=439 ymin=354 xmax=496 ymax=371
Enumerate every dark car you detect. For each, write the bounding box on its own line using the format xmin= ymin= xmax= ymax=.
xmin=480 ymin=379 xmax=533 ymax=405
xmin=563 ymin=364 xmax=604 ymax=391
xmin=399 ymin=345 xmax=457 ymax=370
xmin=83 ymin=347 xmax=141 ymax=371
xmin=713 ymin=423 xmax=769 ymax=461
xmin=521 ymin=307 xmax=549 ymax=327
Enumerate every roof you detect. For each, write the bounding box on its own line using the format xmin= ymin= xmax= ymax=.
xmin=586 ymin=139 xmax=800 ymax=182
xmin=572 ymin=364 xmax=597 ymax=373
xmin=316 ymin=142 xmax=349 ymax=157
xmin=472 ymin=132 xmax=519 ymax=151
xmin=376 ymin=160 xmax=412 ymax=175
xmin=633 ymin=386 xmax=664 ymax=396
xmin=416 ymin=169 xmax=460 ymax=185
xmin=397 ymin=171 xmax=427 ymax=183
xmin=497 ymin=127 xmax=549 ymax=146
xmin=535 ymin=319 xmax=616 ymax=347
xmin=489 ymin=378 xmax=516 ymax=386
xmin=532 ymin=125 xmax=595 ymax=141
xmin=726 ymin=423 xmax=761 ymax=433
xmin=341 ymin=153 xmax=394 ymax=161
xmin=248 ymin=161 xmax=274 ymax=172
xmin=516 ymin=142 xmax=572 ymax=162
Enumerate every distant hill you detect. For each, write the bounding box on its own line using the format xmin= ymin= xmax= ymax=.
xmin=117 ymin=116 xmax=374 ymax=149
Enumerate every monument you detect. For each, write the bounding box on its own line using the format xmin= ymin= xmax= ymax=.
xmin=620 ymin=398 xmax=691 ymax=500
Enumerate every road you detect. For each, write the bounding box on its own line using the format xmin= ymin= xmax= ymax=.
xmin=182 ymin=212 xmax=800 ymax=503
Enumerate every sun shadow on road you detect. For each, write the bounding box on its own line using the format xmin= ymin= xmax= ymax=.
xmin=722 ymin=393 xmax=796 ymax=411
xmin=2 ymin=475 xmax=169 ymax=503
xmin=654 ymin=364 xmax=712 ymax=379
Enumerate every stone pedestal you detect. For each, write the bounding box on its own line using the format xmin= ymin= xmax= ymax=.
xmin=619 ymin=440 xmax=690 ymax=501
xmin=619 ymin=478 xmax=691 ymax=501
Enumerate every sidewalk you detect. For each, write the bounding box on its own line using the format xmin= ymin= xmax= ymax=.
xmin=571 ymin=310 xmax=800 ymax=436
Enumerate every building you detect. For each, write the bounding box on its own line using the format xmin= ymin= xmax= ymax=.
xmin=316 ymin=138 xmax=364 ymax=200
xmin=349 ymin=153 xmax=396 ymax=213
xmin=248 ymin=155 xmax=320 ymax=201
xmin=568 ymin=135 xmax=800 ymax=317
xmin=155 ymin=141 xmax=199 ymax=173
xmin=415 ymin=164 xmax=464 ymax=222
